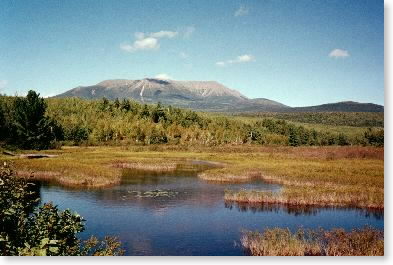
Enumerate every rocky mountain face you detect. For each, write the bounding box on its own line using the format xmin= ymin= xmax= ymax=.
xmin=54 ymin=78 xmax=383 ymax=112
xmin=54 ymin=78 xmax=288 ymax=112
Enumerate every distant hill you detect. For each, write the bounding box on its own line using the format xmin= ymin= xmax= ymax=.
xmin=54 ymin=78 xmax=383 ymax=113
xmin=292 ymin=101 xmax=384 ymax=113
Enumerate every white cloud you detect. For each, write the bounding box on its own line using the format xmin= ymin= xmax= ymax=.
xmin=132 ymin=37 xmax=159 ymax=50
xmin=235 ymin=5 xmax=249 ymax=17
xmin=120 ymin=37 xmax=159 ymax=52
xmin=329 ymin=49 xmax=350 ymax=58
xmin=121 ymin=30 xmax=178 ymax=53
xmin=0 ymin=80 xmax=7 ymax=90
xmin=216 ymin=54 xmax=255 ymax=67
xmin=237 ymin=54 xmax=255 ymax=62
xmin=155 ymin=73 xmax=173 ymax=80
xmin=150 ymin=30 xmax=178 ymax=39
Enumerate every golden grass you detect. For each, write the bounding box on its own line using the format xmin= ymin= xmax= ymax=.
xmin=0 ymin=145 xmax=384 ymax=208
xmin=225 ymin=186 xmax=383 ymax=209
xmin=4 ymin=146 xmax=192 ymax=188
xmin=241 ymin=227 xmax=384 ymax=256
xmin=219 ymin=157 xmax=384 ymax=209
xmin=196 ymin=146 xmax=383 ymax=209
xmin=111 ymin=161 xmax=178 ymax=171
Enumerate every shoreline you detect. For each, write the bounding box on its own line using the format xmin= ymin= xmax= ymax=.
xmin=1 ymin=145 xmax=383 ymax=209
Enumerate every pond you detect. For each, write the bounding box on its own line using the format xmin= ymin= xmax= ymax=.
xmin=38 ymin=162 xmax=384 ymax=256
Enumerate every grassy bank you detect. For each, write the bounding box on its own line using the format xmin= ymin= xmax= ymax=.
xmin=2 ymin=146 xmax=191 ymax=188
xmin=241 ymin=227 xmax=384 ymax=256
xmin=197 ymin=147 xmax=383 ymax=209
xmin=0 ymin=145 xmax=383 ymax=209
xmin=224 ymin=187 xmax=383 ymax=209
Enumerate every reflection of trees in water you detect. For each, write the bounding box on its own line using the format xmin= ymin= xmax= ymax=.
xmin=121 ymin=163 xmax=215 ymax=183
xmin=357 ymin=209 xmax=384 ymax=220
xmin=224 ymin=201 xmax=384 ymax=219
xmin=225 ymin=201 xmax=320 ymax=216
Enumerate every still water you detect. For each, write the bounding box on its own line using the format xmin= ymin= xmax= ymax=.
xmin=38 ymin=163 xmax=384 ymax=256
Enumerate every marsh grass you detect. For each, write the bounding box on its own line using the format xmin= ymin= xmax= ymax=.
xmin=225 ymin=186 xmax=383 ymax=209
xmin=112 ymin=161 xmax=178 ymax=171
xmin=198 ymin=146 xmax=383 ymax=209
xmin=1 ymin=145 xmax=384 ymax=207
xmin=241 ymin=227 xmax=384 ymax=256
xmin=5 ymin=146 xmax=192 ymax=187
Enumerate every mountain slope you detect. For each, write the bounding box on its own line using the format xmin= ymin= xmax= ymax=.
xmin=54 ymin=78 xmax=383 ymax=113
xmin=55 ymin=78 xmax=288 ymax=112
xmin=292 ymin=101 xmax=384 ymax=112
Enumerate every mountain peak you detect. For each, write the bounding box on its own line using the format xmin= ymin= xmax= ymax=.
xmin=54 ymin=78 xmax=383 ymax=113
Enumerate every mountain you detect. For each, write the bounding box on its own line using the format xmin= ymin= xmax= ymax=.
xmin=292 ymin=101 xmax=384 ymax=113
xmin=54 ymin=78 xmax=383 ymax=113
xmin=54 ymin=78 xmax=288 ymax=112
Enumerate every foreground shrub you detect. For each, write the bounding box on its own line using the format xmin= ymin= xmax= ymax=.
xmin=0 ymin=162 xmax=124 ymax=256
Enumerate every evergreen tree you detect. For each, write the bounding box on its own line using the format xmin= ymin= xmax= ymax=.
xmin=0 ymin=102 xmax=6 ymax=140
xmin=99 ymin=97 xmax=109 ymax=112
xmin=139 ymin=104 xmax=150 ymax=119
xmin=12 ymin=90 xmax=63 ymax=150
xmin=151 ymin=102 xmax=166 ymax=123
xmin=288 ymin=127 xmax=300 ymax=147
xmin=113 ymin=98 xmax=120 ymax=109
xmin=120 ymin=99 xmax=131 ymax=112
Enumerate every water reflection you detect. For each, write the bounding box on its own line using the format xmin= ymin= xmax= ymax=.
xmin=72 ymin=166 xmax=282 ymax=210
xmin=225 ymin=201 xmax=384 ymax=219
xmin=37 ymin=163 xmax=384 ymax=255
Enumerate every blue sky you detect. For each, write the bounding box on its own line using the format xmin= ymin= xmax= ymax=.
xmin=0 ymin=0 xmax=384 ymax=106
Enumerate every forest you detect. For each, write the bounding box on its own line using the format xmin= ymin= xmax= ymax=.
xmin=0 ymin=90 xmax=384 ymax=150
xmin=237 ymin=111 xmax=384 ymax=127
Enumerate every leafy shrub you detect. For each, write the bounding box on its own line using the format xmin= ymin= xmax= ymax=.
xmin=364 ymin=128 xmax=384 ymax=147
xmin=0 ymin=162 xmax=124 ymax=256
xmin=149 ymin=129 xmax=168 ymax=144
xmin=65 ymin=125 xmax=90 ymax=144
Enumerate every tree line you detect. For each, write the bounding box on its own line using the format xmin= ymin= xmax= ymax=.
xmin=239 ymin=112 xmax=384 ymax=128
xmin=0 ymin=90 xmax=384 ymax=150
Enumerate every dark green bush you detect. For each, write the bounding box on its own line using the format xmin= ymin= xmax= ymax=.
xmin=0 ymin=162 xmax=124 ymax=256
xmin=364 ymin=128 xmax=384 ymax=147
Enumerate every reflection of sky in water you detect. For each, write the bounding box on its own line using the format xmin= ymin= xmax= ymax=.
xmin=39 ymin=167 xmax=384 ymax=256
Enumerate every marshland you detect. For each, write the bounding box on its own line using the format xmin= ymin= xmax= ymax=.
xmin=0 ymin=93 xmax=384 ymax=255
xmin=1 ymin=0 xmax=386 ymax=256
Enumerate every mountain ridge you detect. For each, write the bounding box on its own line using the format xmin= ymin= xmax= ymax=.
xmin=54 ymin=78 xmax=383 ymax=113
